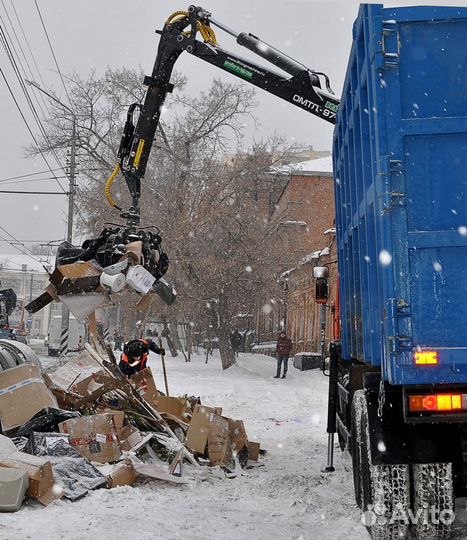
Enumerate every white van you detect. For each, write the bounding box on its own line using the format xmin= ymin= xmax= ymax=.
xmin=47 ymin=315 xmax=86 ymax=356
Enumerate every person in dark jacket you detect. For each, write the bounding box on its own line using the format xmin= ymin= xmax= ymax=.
xmin=230 ymin=329 xmax=243 ymax=357
xmin=114 ymin=331 xmax=123 ymax=351
xmin=275 ymin=331 xmax=293 ymax=379
xmin=119 ymin=338 xmax=165 ymax=377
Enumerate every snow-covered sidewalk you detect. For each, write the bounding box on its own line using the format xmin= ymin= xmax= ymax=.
xmin=1 ymin=351 xmax=465 ymax=540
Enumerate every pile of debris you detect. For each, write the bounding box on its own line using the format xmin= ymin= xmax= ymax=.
xmin=0 ymin=345 xmax=263 ymax=512
xmin=25 ymin=239 xmax=176 ymax=325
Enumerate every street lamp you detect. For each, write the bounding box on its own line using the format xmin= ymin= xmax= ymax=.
xmin=25 ymin=80 xmax=77 ymax=357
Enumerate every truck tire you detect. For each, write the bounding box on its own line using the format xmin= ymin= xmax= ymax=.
xmin=411 ymin=463 xmax=454 ymax=540
xmin=0 ymin=348 xmax=16 ymax=371
xmin=0 ymin=340 xmax=42 ymax=373
xmin=357 ymin=390 xmax=411 ymax=540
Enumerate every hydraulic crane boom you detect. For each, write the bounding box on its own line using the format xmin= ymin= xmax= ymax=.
xmin=32 ymin=6 xmax=340 ymax=310
xmin=107 ymin=5 xmax=339 ymax=229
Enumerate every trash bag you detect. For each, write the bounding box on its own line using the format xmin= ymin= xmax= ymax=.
xmin=25 ymin=432 xmax=108 ymax=501
xmin=17 ymin=408 xmax=81 ymax=438
xmin=0 ymin=288 xmax=17 ymax=315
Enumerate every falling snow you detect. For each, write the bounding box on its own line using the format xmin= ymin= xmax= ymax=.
xmin=378 ymin=250 xmax=392 ymax=266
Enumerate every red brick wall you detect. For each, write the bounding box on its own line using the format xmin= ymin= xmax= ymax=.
xmin=286 ymin=237 xmax=339 ymax=354
xmin=256 ymin=172 xmax=336 ymax=345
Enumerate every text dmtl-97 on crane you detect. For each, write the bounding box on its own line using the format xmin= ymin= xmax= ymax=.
xmin=57 ymin=4 xmax=466 ymax=539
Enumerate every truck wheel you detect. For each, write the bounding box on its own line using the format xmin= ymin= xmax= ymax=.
xmin=358 ymin=391 xmax=411 ymax=540
xmin=411 ymin=463 xmax=454 ymax=540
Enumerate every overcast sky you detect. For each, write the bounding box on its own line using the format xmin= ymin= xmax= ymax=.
xmin=0 ymin=0 xmax=464 ymax=259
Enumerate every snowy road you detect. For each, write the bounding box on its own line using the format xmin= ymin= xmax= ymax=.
xmin=1 ymin=352 xmax=466 ymax=540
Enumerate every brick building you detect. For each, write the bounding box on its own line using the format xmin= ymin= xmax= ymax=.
xmin=284 ymin=229 xmax=340 ymax=354
xmin=254 ymin=156 xmax=336 ymax=349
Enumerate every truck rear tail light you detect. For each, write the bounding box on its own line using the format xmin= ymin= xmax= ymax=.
xmin=408 ymin=393 xmax=466 ymax=413
xmin=414 ymin=350 xmax=439 ymax=365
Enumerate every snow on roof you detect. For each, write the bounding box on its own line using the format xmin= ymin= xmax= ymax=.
xmin=0 ymin=254 xmax=54 ymax=273
xmin=280 ymin=220 xmax=307 ymax=226
xmin=272 ymin=156 xmax=333 ymax=176
xmin=279 ymin=245 xmax=331 ymax=279
xmin=288 ymin=156 xmax=333 ymax=174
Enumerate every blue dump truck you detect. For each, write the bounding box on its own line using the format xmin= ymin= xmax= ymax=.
xmin=324 ymin=4 xmax=467 ymax=540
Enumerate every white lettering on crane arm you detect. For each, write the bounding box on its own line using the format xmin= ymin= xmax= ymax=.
xmin=292 ymin=94 xmax=321 ymax=113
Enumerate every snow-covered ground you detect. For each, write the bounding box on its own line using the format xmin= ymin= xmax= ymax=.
xmin=1 ymin=351 xmax=466 ymax=540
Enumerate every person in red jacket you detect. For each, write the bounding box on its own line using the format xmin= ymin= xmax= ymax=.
xmin=119 ymin=338 xmax=165 ymax=377
xmin=275 ymin=331 xmax=293 ymax=379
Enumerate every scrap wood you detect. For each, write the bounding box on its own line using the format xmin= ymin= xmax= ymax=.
xmin=168 ymin=448 xmax=184 ymax=477
xmin=84 ymin=343 xmax=199 ymax=467
xmin=159 ymin=337 xmax=170 ymax=396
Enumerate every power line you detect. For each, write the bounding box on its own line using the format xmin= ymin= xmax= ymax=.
xmin=34 ymin=0 xmax=71 ymax=104
xmin=0 ymin=176 xmax=68 ymax=186
xmin=0 ymin=22 xmax=67 ymax=192
xmin=0 ymin=190 xmax=68 ymax=195
xmin=0 ymin=167 xmax=63 ymax=183
xmin=0 ymin=228 xmax=47 ymax=267
xmin=0 ymin=238 xmax=63 ymax=244
xmin=9 ymin=0 xmax=49 ymax=103
xmin=0 ymin=66 xmax=67 ymax=194
xmin=0 ymin=0 xmax=50 ymax=118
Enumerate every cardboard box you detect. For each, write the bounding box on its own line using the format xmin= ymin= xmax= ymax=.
xmin=0 ymin=365 xmax=57 ymax=432
xmin=185 ymin=405 xmax=222 ymax=455
xmin=208 ymin=414 xmax=232 ymax=467
xmin=72 ymin=374 xmax=103 ymax=397
xmin=44 ymin=351 xmax=104 ymax=392
xmin=59 ymin=413 xmax=121 ymax=464
xmin=106 ymin=460 xmax=140 ymax=488
xmin=118 ymin=425 xmax=144 ymax=452
xmin=25 ymin=284 xmax=57 ymax=314
xmin=156 ymin=396 xmax=191 ymax=423
xmin=248 ymin=441 xmax=261 ymax=462
xmin=0 ymin=451 xmax=60 ymax=505
xmin=124 ymin=241 xmax=143 ymax=264
xmin=227 ymin=418 xmax=248 ymax=454
xmin=131 ymin=367 xmax=158 ymax=405
xmin=50 ymin=261 xmax=102 ymax=295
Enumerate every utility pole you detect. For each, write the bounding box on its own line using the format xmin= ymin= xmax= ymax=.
xmin=59 ymin=116 xmax=76 ymax=358
xmin=25 ymin=80 xmax=76 ymax=358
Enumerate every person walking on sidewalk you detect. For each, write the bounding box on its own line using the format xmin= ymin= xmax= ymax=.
xmin=230 ymin=329 xmax=243 ymax=357
xmin=274 ymin=331 xmax=293 ymax=379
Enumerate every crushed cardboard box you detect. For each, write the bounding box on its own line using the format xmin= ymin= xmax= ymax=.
xmin=50 ymin=260 xmax=102 ymax=296
xmin=208 ymin=414 xmax=232 ymax=468
xmin=227 ymin=419 xmax=248 ymax=455
xmin=99 ymin=459 xmax=140 ymax=488
xmin=156 ymin=396 xmax=191 ymax=423
xmin=44 ymin=351 xmax=104 ymax=393
xmin=130 ymin=367 xmax=158 ymax=405
xmin=0 ymin=365 xmax=57 ymax=432
xmin=185 ymin=405 xmax=222 ymax=455
xmin=247 ymin=441 xmax=261 ymax=462
xmin=59 ymin=413 xmax=121 ymax=464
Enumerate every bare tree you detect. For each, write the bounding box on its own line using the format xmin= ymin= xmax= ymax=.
xmin=29 ymin=68 xmax=292 ymax=369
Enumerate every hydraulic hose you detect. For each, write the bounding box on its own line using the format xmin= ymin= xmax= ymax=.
xmin=165 ymin=10 xmax=217 ymax=44
xmin=105 ymin=164 xmax=122 ymax=211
